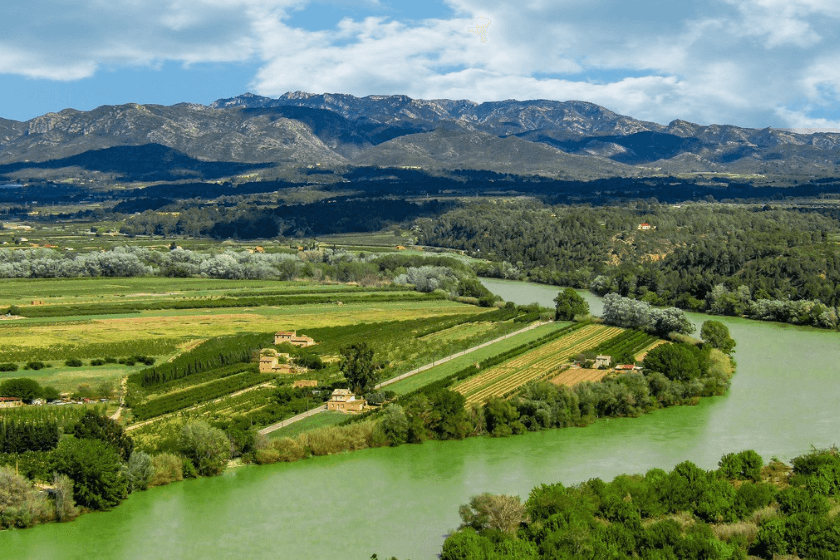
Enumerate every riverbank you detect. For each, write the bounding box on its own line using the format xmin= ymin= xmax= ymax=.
xmin=3 ymin=282 xmax=840 ymax=559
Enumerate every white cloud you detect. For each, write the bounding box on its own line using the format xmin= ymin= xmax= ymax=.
xmin=3 ymin=0 xmax=840 ymax=128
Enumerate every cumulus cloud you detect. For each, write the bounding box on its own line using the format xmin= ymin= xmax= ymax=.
xmin=3 ymin=0 xmax=840 ymax=128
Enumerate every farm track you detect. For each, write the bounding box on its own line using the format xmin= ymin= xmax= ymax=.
xmin=455 ymin=325 xmax=625 ymax=406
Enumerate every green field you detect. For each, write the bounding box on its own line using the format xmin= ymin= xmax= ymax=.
xmin=266 ymin=411 xmax=348 ymax=440
xmin=385 ymin=321 xmax=571 ymax=395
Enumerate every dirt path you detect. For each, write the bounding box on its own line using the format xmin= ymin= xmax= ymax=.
xmin=110 ymin=377 xmax=127 ymax=421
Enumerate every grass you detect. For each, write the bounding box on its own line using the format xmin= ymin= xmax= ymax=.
xmin=385 ymin=321 xmax=572 ymax=395
xmin=0 ymin=364 xmax=129 ymax=393
xmin=266 ymin=411 xmax=347 ymax=439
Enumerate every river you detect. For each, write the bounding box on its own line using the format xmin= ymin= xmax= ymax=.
xmin=3 ymin=280 xmax=839 ymax=559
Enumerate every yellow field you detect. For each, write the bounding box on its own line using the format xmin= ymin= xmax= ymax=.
xmin=549 ymin=367 xmax=612 ymax=386
xmin=454 ymin=324 xmax=624 ymax=405
xmin=0 ymin=300 xmax=478 ymax=356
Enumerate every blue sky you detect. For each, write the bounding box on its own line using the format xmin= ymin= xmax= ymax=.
xmin=2 ymin=0 xmax=840 ymax=130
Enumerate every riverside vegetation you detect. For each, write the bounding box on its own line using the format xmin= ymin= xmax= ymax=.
xmin=429 ymin=448 xmax=840 ymax=560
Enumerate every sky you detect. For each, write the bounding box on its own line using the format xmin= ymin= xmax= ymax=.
xmin=2 ymin=0 xmax=840 ymax=130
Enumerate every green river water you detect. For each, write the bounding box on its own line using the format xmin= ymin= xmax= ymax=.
xmin=3 ymin=279 xmax=839 ymax=559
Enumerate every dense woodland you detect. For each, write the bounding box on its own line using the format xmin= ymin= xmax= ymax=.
xmin=417 ymin=201 xmax=840 ymax=328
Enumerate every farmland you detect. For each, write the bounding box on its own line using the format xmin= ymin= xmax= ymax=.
xmin=453 ymin=324 xmax=625 ymax=405
xmin=549 ymin=367 xmax=612 ymax=386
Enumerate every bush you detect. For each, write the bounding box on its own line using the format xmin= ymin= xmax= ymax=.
xmin=0 ymin=363 xmax=18 ymax=372
xmin=0 ymin=466 xmax=54 ymax=528
xmin=64 ymin=358 xmax=83 ymax=367
xmin=25 ymin=361 xmax=47 ymax=370
xmin=125 ymin=451 xmax=154 ymax=492
xmin=178 ymin=420 xmax=231 ymax=477
xmin=149 ymin=453 xmax=184 ymax=487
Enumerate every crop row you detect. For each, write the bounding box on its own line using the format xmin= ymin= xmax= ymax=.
xmin=131 ymin=369 xmax=271 ymax=421
xmin=550 ymin=368 xmax=612 ymax=387
xmin=17 ymin=289 xmax=437 ymax=318
xmin=0 ymin=404 xmax=106 ymax=428
xmin=145 ymin=362 xmax=263 ymax=396
xmin=454 ymin=325 xmax=617 ymax=394
xmin=131 ymin=332 xmax=272 ymax=388
xmin=589 ymin=329 xmax=658 ymax=360
xmin=458 ymin=327 xmax=625 ymax=405
xmin=0 ymin=338 xmax=181 ymax=363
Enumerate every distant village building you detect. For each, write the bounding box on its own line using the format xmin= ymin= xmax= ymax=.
xmin=259 ymin=349 xmax=294 ymax=374
xmin=637 ymin=223 xmax=655 ymax=231
xmin=325 ymin=389 xmax=365 ymax=413
xmin=593 ymin=355 xmax=612 ymax=369
xmin=274 ymin=330 xmax=316 ymax=347
xmin=0 ymin=396 xmax=23 ymax=408
xmin=614 ymin=364 xmax=643 ymax=371
xmin=293 ymin=380 xmax=318 ymax=388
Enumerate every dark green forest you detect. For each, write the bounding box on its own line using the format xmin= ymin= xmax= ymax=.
xmin=416 ymin=201 xmax=840 ymax=328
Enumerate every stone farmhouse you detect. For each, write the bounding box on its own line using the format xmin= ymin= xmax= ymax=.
xmin=259 ymin=349 xmax=294 ymax=374
xmin=325 ymin=389 xmax=365 ymax=413
xmin=274 ymin=330 xmax=316 ymax=347
xmin=593 ymin=355 xmax=612 ymax=369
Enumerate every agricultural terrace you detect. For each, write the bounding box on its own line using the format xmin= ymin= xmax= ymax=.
xmin=116 ymin=305 xmax=541 ymax=431
xmin=453 ymin=324 xmax=625 ymax=406
xmin=384 ymin=321 xmax=571 ymax=395
xmin=549 ymin=367 xmax=612 ymax=386
xmin=0 ymin=279 xmax=484 ymax=392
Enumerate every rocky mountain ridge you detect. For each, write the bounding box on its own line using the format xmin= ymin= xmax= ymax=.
xmin=2 ymin=92 xmax=839 ymax=181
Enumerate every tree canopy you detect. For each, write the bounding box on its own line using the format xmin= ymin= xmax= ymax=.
xmin=700 ymin=321 xmax=736 ymax=354
xmin=553 ymin=287 xmax=589 ymax=320
xmin=51 ymin=437 xmax=128 ymax=511
xmin=339 ymin=342 xmax=377 ymax=395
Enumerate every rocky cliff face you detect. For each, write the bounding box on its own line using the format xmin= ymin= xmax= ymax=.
xmin=2 ymin=92 xmax=839 ymax=180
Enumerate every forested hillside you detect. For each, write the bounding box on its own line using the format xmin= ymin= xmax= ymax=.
xmin=417 ymin=201 xmax=840 ymax=328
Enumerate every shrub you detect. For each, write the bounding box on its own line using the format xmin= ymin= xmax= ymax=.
xmin=25 ymin=361 xmax=47 ymax=370
xmin=149 ymin=453 xmax=184 ymax=487
xmin=90 ymin=359 xmax=105 ymax=366
xmin=0 ymin=363 xmax=18 ymax=372
xmin=0 ymin=466 xmax=54 ymax=528
xmin=178 ymin=420 xmax=231 ymax=477
xmin=125 ymin=451 xmax=154 ymax=492
xmin=64 ymin=358 xmax=83 ymax=367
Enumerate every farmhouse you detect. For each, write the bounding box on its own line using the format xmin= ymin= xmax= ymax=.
xmin=637 ymin=223 xmax=656 ymax=231
xmin=593 ymin=355 xmax=612 ymax=368
xmin=259 ymin=349 xmax=294 ymax=374
xmin=274 ymin=330 xmax=316 ymax=347
xmin=0 ymin=396 xmax=23 ymax=408
xmin=614 ymin=364 xmax=643 ymax=371
xmin=325 ymin=389 xmax=365 ymax=413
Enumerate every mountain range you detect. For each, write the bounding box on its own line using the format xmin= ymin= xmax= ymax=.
xmin=2 ymin=92 xmax=840 ymax=183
